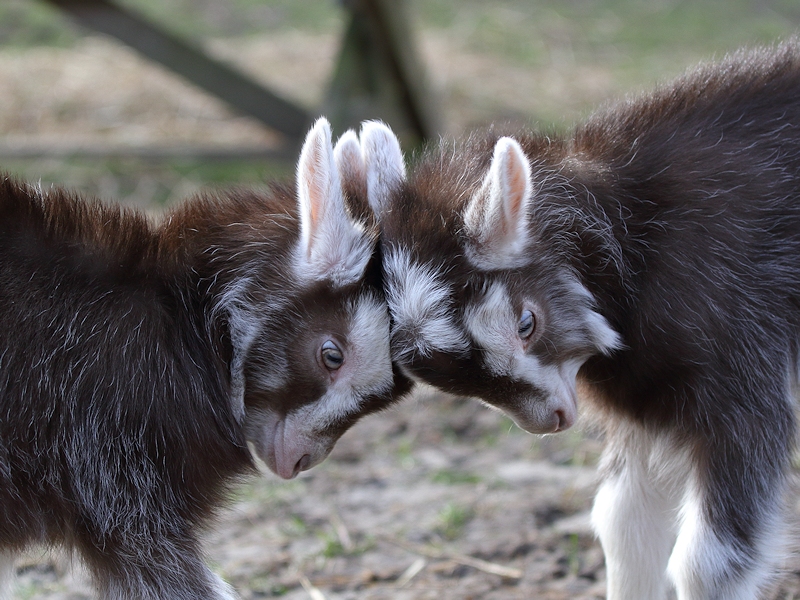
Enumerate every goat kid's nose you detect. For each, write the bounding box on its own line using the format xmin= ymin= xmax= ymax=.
xmin=292 ymin=454 xmax=311 ymax=478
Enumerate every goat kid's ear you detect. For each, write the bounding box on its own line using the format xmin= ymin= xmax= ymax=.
xmin=296 ymin=117 xmax=373 ymax=287
xmin=333 ymin=129 xmax=367 ymax=193
xmin=463 ymin=137 xmax=533 ymax=270
xmin=333 ymin=129 xmax=372 ymax=223
xmin=359 ymin=120 xmax=406 ymax=220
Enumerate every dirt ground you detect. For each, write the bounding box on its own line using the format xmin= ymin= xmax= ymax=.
xmin=3 ymin=20 xmax=800 ymax=600
xmin=8 ymin=387 xmax=800 ymax=599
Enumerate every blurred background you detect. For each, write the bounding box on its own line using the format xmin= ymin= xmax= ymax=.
xmin=2 ymin=2 xmax=800 ymax=599
xmin=1 ymin=0 xmax=798 ymax=206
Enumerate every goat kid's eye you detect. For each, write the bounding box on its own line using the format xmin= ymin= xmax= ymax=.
xmin=320 ymin=340 xmax=344 ymax=370
xmin=518 ymin=309 xmax=535 ymax=339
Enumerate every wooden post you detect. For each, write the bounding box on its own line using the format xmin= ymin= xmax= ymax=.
xmin=44 ymin=0 xmax=312 ymax=144
xmin=326 ymin=0 xmax=442 ymax=148
xmin=41 ymin=0 xmax=441 ymax=153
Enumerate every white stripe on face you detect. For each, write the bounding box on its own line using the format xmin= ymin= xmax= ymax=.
xmin=463 ymin=280 xmax=578 ymax=398
xmin=298 ymin=291 xmax=393 ymax=433
xmin=249 ymin=291 xmax=395 ymax=478
xmin=463 ymin=281 xmax=517 ymax=376
xmin=463 ymin=280 xmax=580 ymax=432
xmin=384 ymin=248 xmax=469 ymax=361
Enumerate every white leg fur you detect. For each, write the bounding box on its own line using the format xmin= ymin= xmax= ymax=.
xmin=0 ymin=552 xmax=15 ymax=600
xmin=595 ymin=424 xmax=787 ymax=600
xmin=210 ymin=571 xmax=241 ymax=600
xmin=667 ymin=482 xmax=784 ymax=600
xmin=592 ymin=429 xmax=685 ymax=600
xmin=593 ymin=465 xmax=677 ymax=599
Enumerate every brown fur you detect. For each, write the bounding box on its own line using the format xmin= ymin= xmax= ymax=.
xmin=378 ymin=42 xmax=800 ymax=598
xmin=0 ymin=172 xmax=407 ymax=598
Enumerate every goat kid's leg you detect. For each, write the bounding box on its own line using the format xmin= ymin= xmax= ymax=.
xmin=0 ymin=552 xmax=15 ymax=600
xmin=667 ymin=423 xmax=791 ymax=600
xmin=87 ymin=539 xmax=239 ymax=600
xmin=97 ymin=560 xmax=239 ymax=600
xmin=592 ymin=428 xmax=682 ymax=600
xmin=210 ymin=571 xmax=240 ymax=600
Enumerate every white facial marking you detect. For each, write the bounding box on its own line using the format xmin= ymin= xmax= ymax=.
xmin=464 ymin=281 xmax=583 ymax=431
xmin=294 ymin=292 xmax=393 ymax=433
xmin=464 ymin=282 xmax=517 ymax=376
xmin=248 ymin=292 xmax=394 ymax=479
xmin=384 ymin=248 xmax=469 ymax=361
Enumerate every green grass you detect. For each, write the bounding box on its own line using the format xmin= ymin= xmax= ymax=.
xmin=431 ymin=468 xmax=482 ymax=485
xmin=435 ymin=502 xmax=473 ymax=540
xmin=6 ymin=0 xmax=797 ymax=55
xmin=0 ymin=0 xmax=343 ymax=47
xmin=1 ymin=157 xmax=293 ymax=209
xmin=418 ymin=0 xmax=799 ymax=64
xmin=0 ymin=1 xmax=78 ymax=47
xmin=415 ymin=0 xmax=799 ymax=126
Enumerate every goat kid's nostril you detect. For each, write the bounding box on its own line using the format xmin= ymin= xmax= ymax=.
xmin=554 ymin=410 xmax=567 ymax=432
xmin=293 ymin=454 xmax=311 ymax=477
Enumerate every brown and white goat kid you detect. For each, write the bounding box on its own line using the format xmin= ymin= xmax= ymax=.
xmin=0 ymin=118 xmax=408 ymax=599
xmin=362 ymin=43 xmax=800 ymax=599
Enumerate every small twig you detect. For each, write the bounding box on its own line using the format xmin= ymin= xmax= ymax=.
xmin=298 ymin=574 xmax=327 ymax=600
xmin=447 ymin=553 xmax=523 ymax=579
xmin=395 ymin=557 xmax=427 ymax=587
xmin=329 ymin=511 xmax=355 ymax=553
xmin=383 ymin=538 xmax=523 ymax=580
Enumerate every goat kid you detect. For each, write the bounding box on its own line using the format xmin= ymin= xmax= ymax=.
xmin=362 ymin=42 xmax=800 ymax=599
xmin=0 ymin=117 xmax=408 ymax=599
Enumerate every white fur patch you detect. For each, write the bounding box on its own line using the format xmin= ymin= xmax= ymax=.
xmin=295 ymin=118 xmax=374 ymax=288
xmin=384 ymin=248 xmax=469 ymax=360
xmin=294 ymin=292 xmax=393 ymax=433
xmin=463 ymin=282 xmax=517 ymax=376
xmin=360 ymin=120 xmax=406 ymax=219
xmin=592 ymin=429 xmax=685 ymax=600
xmin=248 ymin=292 xmax=394 ymax=478
xmin=463 ymin=281 xmax=583 ymax=431
xmin=463 ymin=137 xmax=532 ymax=271
xmin=667 ymin=480 xmax=782 ymax=599
xmin=346 ymin=292 xmax=395 ymax=395
xmin=209 ymin=571 xmax=240 ymax=600
xmin=0 ymin=552 xmax=15 ymax=600
xmin=564 ymin=278 xmax=623 ymax=354
xmin=268 ymin=292 xmax=393 ymax=476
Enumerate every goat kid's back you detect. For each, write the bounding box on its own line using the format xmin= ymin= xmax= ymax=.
xmin=0 ymin=118 xmax=407 ymax=599
xmin=363 ymin=43 xmax=800 ymax=599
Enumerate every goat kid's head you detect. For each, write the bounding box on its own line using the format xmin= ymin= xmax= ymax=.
xmin=234 ymin=118 xmax=410 ymax=479
xmin=361 ymin=122 xmax=620 ymax=434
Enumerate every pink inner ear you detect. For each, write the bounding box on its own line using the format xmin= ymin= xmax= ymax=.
xmin=303 ymin=137 xmax=330 ymax=243
xmin=504 ymin=146 xmax=528 ymax=224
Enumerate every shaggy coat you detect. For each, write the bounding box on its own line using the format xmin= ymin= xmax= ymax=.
xmin=362 ymin=42 xmax=800 ymax=599
xmin=0 ymin=119 xmax=408 ymax=599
